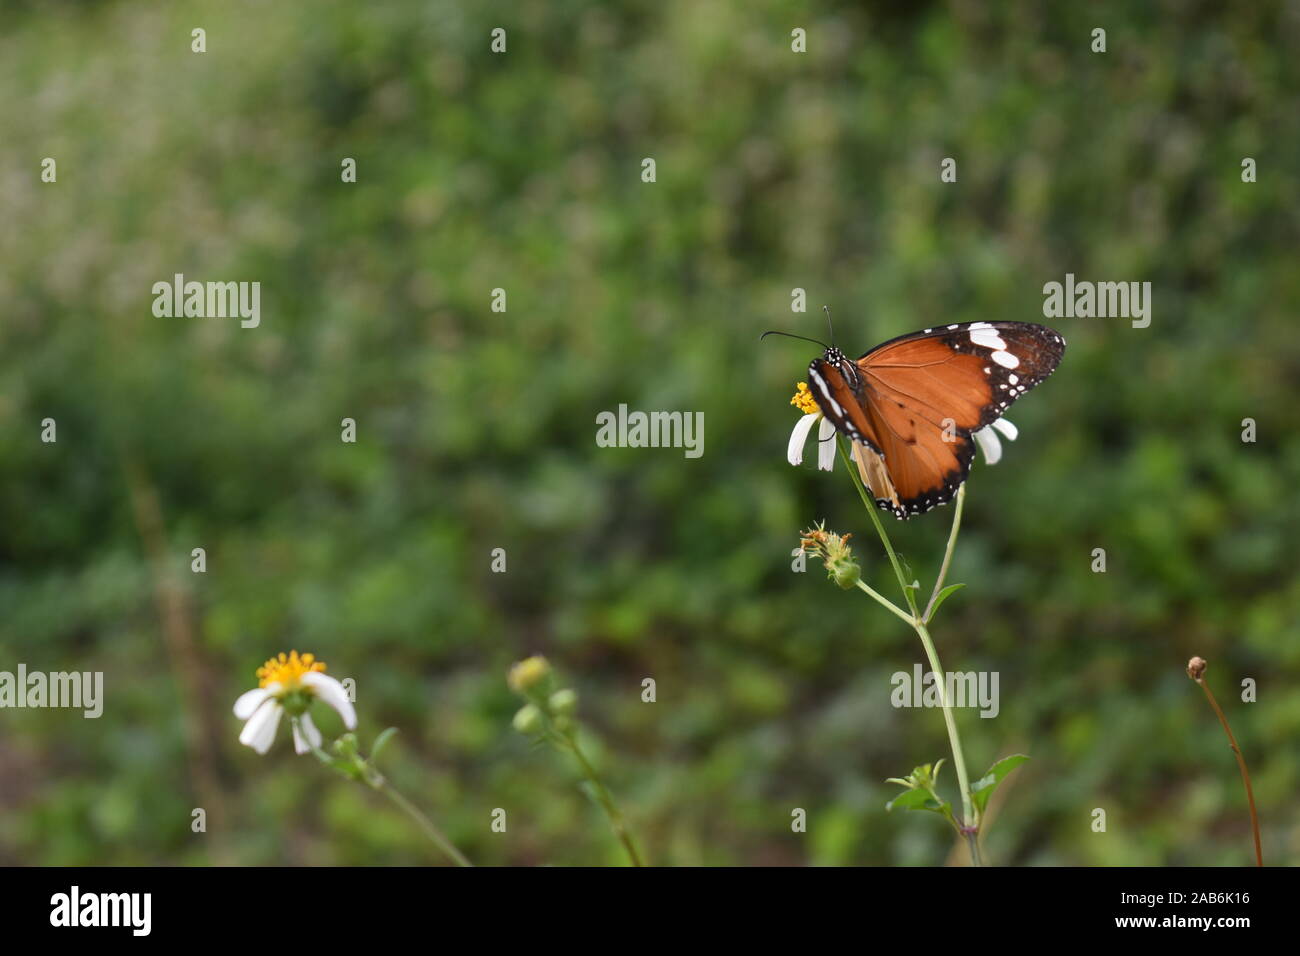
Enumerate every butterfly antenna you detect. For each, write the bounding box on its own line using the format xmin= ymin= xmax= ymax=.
xmin=824 ymin=305 xmax=835 ymax=346
xmin=759 ymin=330 xmax=829 ymax=349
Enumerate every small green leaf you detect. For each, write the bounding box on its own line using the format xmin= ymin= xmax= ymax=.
xmin=886 ymin=793 xmax=954 ymax=827
xmin=371 ymin=727 xmax=399 ymax=763
xmin=971 ymin=754 xmax=1030 ymax=815
xmin=926 ymin=583 xmax=966 ymax=620
xmin=885 ymin=788 xmax=934 ymax=812
xmin=900 ymin=577 xmax=922 ymax=613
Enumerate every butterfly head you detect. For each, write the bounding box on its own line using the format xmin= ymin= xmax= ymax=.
xmin=820 ymin=346 xmax=860 ymax=388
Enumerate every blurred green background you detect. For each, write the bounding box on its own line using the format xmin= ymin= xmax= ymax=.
xmin=1 ymin=0 xmax=1297 ymax=866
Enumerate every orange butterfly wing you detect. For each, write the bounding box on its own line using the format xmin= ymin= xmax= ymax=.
xmin=808 ymin=322 xmax=1065 ymax=518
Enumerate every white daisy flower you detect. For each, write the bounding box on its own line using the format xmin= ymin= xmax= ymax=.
xmin=787 ymin=382 xmax=838 ymax=471
xmin=233 ymin=650 xmax=357 ymax=755
xmin=971 ymin=417 xmax=1018 ymax=466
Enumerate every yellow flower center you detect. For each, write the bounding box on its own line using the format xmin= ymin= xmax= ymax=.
xmin=790 ymin=382 xmax=819 ymax=416
xmin=257 ymin=650 xmax=327 ymax=690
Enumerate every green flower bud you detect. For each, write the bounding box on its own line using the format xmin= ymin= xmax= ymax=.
xmin=512 ymin=704 xmax=543 ymax=735
xmin=508 ymin=656 xmax=552 ymax=694
xmin=548 ymin=688 xmax=578 ymax=716
xmin=831 ymin=558 xmax=861 ymax=590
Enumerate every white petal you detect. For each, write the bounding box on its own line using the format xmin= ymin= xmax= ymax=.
xmin=302 ymin=672 xmax=357 ymax=729
xmin=973 ymin=426 xmax=1002 ymax=465
xmin=991 ymin=417 xmax=1018 ymax=441
xmin=293 ymin=713 xmax=323 ymax=755
xmin=233 ymin=686 xmax=274 ymax=719
xmin=816 ymin=417 xmax=837 ymax=471
xmin=786 ymin=413 xmax=820 ymax=466
xmin=239 ymin=700 xmax=283 ymax=755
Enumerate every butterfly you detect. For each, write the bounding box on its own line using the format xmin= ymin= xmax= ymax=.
xmin=768 ymin=319 xmax=1065 ymax=519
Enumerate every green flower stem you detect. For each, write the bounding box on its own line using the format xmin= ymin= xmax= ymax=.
xmin=835 ymin=439 xmax=981 ymax=861
xmin=854 ymin=579 xmax=914 ymax=625
xmin=370 ymin=775 xmax=474 ymax=868
xmin=913 ymin=618 xmax=978 ymax=841
xmin=923 ymin=483 xmax=966 ymax=623
xmin=837 ymin=440 xmax=917 ymax=615
xmin=560 ymin=730 xmax=645 ymax=867
xmin=297 ymin=719 xmax=473 ymax=867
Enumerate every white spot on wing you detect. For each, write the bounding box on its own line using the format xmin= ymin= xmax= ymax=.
xmin=991 ymin=349 xmax=1019 ymax=369
xmin=970 ymin=328 xmax=1008 ymax=351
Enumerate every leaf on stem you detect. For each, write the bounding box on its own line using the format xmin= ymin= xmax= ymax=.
xmin=886 ymin=788 xmax=936 ymax=812
xmin=971 ymin=754 xmax=1029 ymax=815
xmin=884 ymin=789 xmax=957 ymax=831
xmin=926 ymin=583 xmax=966 ymax=621
xmin=371 ymin=727 xmax=399 ymax=763
xmin=901 ymin=578 xmax=922 ymax=614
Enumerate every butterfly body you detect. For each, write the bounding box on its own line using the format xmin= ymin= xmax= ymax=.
xmin=805 ymin=321 xmax=1065 ymax=519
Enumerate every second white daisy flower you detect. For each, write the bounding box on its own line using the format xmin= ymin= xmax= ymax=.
xmin=233 ymin=650 xmax=357 ymax=755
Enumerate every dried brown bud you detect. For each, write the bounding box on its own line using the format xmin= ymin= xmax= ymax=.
xmin=1186 ymin=656 xmax=1207 ymax=680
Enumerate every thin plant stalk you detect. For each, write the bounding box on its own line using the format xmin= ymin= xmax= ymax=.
xmin=836 ymin=438 xmax=980 ymax=862
xmin=297 ymin=718 xmax=473 ymax=867
xmin=369 ymin=772 xmax=474 ymax=868
xmin=924 ymin=484 xmax=966 ymax=623
xmin=913 ymin=615 xmax=979 ymax=858
xmin=559 ymin=730 xmax=645 ymax=867
xmin=853 ymin=579 xmax=912 ymax=624
xmin=1188 ymin=664 xmax=1263 ymax=867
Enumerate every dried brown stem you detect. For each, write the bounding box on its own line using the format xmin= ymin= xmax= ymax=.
xmin=124 ymin=460 xmax=232 ymax=862
xmin=1187 ymin=656 xmax=1262 ymax=867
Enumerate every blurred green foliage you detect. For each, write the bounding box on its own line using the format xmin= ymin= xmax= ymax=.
xmin=1 ymin=0 xmax=1298 ymax=866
